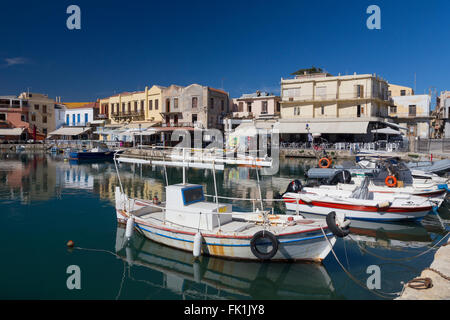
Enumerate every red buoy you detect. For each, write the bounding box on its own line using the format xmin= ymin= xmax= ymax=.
xmin=67 ymin=240 xmax=74 ymax=248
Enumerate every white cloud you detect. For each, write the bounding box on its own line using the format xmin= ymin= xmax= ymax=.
xmin=4 ymin=57 xmax=28 ymax=67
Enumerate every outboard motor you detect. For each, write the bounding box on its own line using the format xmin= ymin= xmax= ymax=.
xmin=327 ymin=170 xmax=352 ymax=185
xmin=284 ymin=180 xmax=303 ymax=194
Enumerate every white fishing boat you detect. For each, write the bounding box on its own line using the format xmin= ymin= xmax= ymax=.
xmin=282 ymin=178 xmax=435 ymax=222
xmin=113 ymin=150 xmax=351 ymax=262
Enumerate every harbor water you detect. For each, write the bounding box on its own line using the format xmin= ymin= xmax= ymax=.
xmin=0 ymin=152 xmax=449 ymax=300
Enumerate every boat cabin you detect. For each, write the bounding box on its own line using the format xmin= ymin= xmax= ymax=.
xmin=165 ymin=184 xmax=233 ymax=231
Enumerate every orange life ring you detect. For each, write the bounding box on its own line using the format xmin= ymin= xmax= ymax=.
xmin=318 ymin=157 xmax=332 ymax=168
xmin=385 ymin=175 xmax=397 ymax=188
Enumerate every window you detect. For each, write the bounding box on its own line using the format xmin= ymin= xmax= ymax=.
xmin=221 ymin=100 xmax=224 ymax=111
xmin=238 ymin=102 xmax=244 ymax=112
xmin=210 ymin=98 xmax=214 ymax=109
xmin=127 ymin=102 xmax=131 ymax=113
xmin=166 ymin=98 xmax=170 ymax=112
xmin=247 ymin=102 xmax=252 ymax=113
xmin=357 ymin=105 xmax=361 ymax=117
xmin=192 ymin=97 xmax=198 ymax=109
xmin=32 ymin=114 xmax=36 ymax=121
xmin=316 ymin=86 xmax=327 ymax=100
xmin=42 ymin=105 xmax=47 ymax=113
xmin=66 ymin=115 xmax=69 ymax=125
xmin=321 ymin=105 xmax=325 ymax=115
xmin=355 ymin=85 xmax=364 ymax=98
xmin=261 ymin=101 xmax=268 ymax=114
xmin=134 ymin=101 xmax=138 ymax=112
xmin=43 ymin=116 xmax=47 ymax=124
xmin=0 ymin=114 xmax=6 ymax=121
xmin=174 ymin=98 xmax=178 ymax=109
xmin=149 ymin=100 xmax=153 ymax=110
xmin=401 ymin=90 xmax=406 ymax=96
xmin=77 ymin=114 xmax=80 ymax=123
xmin=140 ymin=100 xmax=144 ymax=111
xmin=155 ymin=99 xmax=159 ymax=110
xmin=192 ymin=114 xmax=197 ymax=123
xmin=72 ymin=114 xmax=75 ymax=124
xmin=34 ymin=104 xmax=39 ymax=110
xmin=43 ymin=128 xmax=47 ymax=135
xmin=388 ymin=90 xmax=392 ymax=97
xmin=21 ymin=114 xmax=26 ymax=122
xmin=276 ymin=101 xmax=281 ymax=112
xmin=122 ymin=103 xmax=126 ymax=113
xmin=409 ymin=105 xmax=416 ymax=116
xmin=390 ymin=106 xmax=397 ymax=114
xmin=85 ymin=113 xmax=88 ymax=123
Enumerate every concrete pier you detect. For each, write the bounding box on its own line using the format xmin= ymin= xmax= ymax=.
xmin=396 ymin=237 xmax=450 ymax=300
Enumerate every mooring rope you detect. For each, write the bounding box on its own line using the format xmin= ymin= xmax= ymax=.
xmin=319 ymin=227 xmax=402 ymax=299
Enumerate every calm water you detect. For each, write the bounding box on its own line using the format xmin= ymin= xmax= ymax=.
xmin=0 ymin=152 xmax=449 ymax=300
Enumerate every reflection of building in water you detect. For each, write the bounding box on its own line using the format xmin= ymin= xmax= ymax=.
xmin=0 ymin=154 xmax=58 ymax=203
xmin=98 ymin=173 xmax=165 ymax=204
xmin=55 ymin=163 xmax=94 ymax=190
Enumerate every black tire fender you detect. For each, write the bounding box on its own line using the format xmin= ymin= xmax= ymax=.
xmin=250 ymin=231 xmax=279 ymax=260
xmin=326 ymin=211 xmax=350 ymax=238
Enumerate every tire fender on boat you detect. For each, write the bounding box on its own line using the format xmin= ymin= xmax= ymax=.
xmin=326 ymin=211 xmax=350 ymax=238
xmin=250 ymin=230 xmax=279 ymax=260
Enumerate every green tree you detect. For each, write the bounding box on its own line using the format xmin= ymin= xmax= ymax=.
xmin=291 ymin=66 xmax=323 ymax=76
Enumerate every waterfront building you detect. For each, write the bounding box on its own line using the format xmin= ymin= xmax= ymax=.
xmin=0 ymin=95 xmax=31 ymax=140
xmin=161 ymin=84 xmax=230 ymax=131
xmin=276 ymin=72 xmax=391 ymax=142
xmin=434 ymin=91 xmax=450 ymax=138
xmin=389 ymin=94 xmax=431 ymax=138
xmin=18 ymin=92 xmax=60 ymax=137
xmin=388 ymin=84 xmax=414 ymax=97
xmin=63 ymin=102 xmax=99 ymax=127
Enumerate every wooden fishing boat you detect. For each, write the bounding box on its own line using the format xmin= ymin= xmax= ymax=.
xmin=113 ymin=150 xmax=351 ymax=262
xmin=282 ymin=178 xmax=435 ymax=222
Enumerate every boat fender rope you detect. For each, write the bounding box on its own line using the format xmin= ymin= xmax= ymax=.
xmin=325 ymin=211 xmax=350 ymax=238
xmin=424 ymin=267 xmax=450 ymax=281
xmin=250 ymin=230 xmax=279 ymax=261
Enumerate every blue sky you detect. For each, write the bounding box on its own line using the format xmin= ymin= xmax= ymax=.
xmin=0 ymin=0 xmax=449 ymax=105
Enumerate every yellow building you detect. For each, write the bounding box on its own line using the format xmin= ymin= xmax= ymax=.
xmin=99 ymin=85 xmax=164 ymax=125
xmin=388 ymin=84 xmax=414 ymax=97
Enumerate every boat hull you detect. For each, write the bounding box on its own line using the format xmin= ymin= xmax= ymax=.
xmin=283 ymin=196 xmax=432 ymax=222
xmin=116 ymin=210 xmax=336 ymax=262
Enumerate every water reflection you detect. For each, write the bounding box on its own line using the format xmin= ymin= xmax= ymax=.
xmin=115 ymin=226 xmax=337 ymax=300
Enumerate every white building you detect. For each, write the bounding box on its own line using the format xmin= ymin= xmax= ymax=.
xmin=63 ymin=102 xmax=97 ymax=127
xmin=389 ymin=94 xmax=431 ymax=138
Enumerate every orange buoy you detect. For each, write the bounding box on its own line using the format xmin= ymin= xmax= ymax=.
xmin=318 ymin=157 xmax=332 ymax=168
xmin=66 ymin=240 xmax=75 ymax=248
xmin=385 ymin=175 xmax=397 ymax=188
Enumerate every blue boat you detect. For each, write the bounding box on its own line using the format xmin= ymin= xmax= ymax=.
xmin=69 ymin=146 xmax=122 ymax=161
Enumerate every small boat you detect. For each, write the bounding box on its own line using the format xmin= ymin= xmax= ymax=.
xmin=308 ymin=158 xmax=449 ymax=202
xmin=282 ymin=178 xmax=435 ymax=222
xmin=407 ymin=158 xmax=450 ymax=176
xmin=113 ymin=150 xmax=351 ymax=262
xmin=69 ymin=144 xmax=122 ymax=161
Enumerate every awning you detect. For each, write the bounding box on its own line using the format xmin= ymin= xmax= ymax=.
xmin=0 ymin=128 xmax=24 ymax=136
xmin=90 ymin=120 xmax=105 ymax=125
xmin=371 ymin=127 xmax=402 ymax=135
xmin=273 ymin=121 xmax=370 ymax=134
xmin=48 ymin=127 xmax=91 ymax=136
xmin=383 ymin=121 xmax=408 ymax=130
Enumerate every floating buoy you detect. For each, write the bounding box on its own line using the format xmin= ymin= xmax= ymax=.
xmin=193 ymin=232 xmax=202 ymax=258
xmin=125 ymin=216 xmax=135 ymax=240
xmin=66 ymin=240 xmax=75 ymax=248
